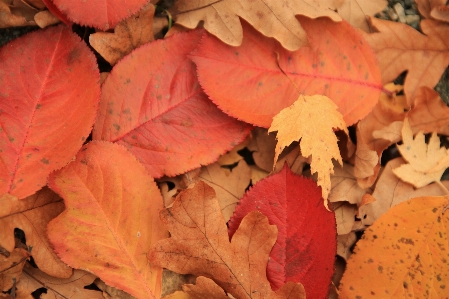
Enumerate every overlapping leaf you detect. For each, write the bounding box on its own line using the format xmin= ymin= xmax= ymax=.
xmin=93 ymin=29 xmax=251 ymax=178
xmin=47 ymin=142 xmax=168 ymax=299
xmin=228 ymin=164 xmax=336 ymax=298
xmin=191 ymin=16 xmax=382 ymax=128
xmin=0 ymin=25 xmax=100 ymax=199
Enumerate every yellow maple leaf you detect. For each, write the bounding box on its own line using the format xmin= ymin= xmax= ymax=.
xmin=393 ymin=118 xmax=449 ymax=189
xmin=268 ymin=94 xmax=348 ymax=201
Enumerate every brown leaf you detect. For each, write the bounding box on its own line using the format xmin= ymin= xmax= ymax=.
xmin=148 ymin=181 xmax=305 ymax=299
xmin=217 ymin=135 xmax=251 ymax=166
xmin=274 ymin=147 xmax=311 ymax=176
xmin=415 ymin=0 xmax=446 ymax=19
xmin=337 ymin=232 xmax=357 ymax=261
xmin=0 ymin=248 xmax=29 ymax=291
xmin=89 ymin=3 xmax=155 ymax=65
xmin=332 ymin=202 xmax=358 ymax=235
xmin=329 ymin=162 xmax=369 ymax=205
xmin=34 ymin=9 xmax=59 ymax=28
xmin=247 ymin=128 xmax=277 ymax=172
xmin=0 ymin=188 xmax=71 ymax=278
xmin=0 ymin=0 xmax=36 ymax=27
xmin=173 ymin=0 xmax=341 ymax=51
xmin=182 ymin=277 xmax=229 ymax=299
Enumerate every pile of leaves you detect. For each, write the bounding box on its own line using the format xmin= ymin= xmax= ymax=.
xmin=1 ymin=0 xmax=449 ymax=298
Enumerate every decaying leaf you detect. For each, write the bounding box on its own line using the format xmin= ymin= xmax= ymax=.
xmin=269 ymin=95 xmax=347 ymax=200
xmin=0 ymin=0 xmax=37 ymax=27
xmin=191 ymin=16 xmax=382 ymax=128
xmin=339 ymin=196 xmax=449 ymax=298
xmin=93 ymin=29 xmax=251 ymax=179
xmin=47 ymin=142 xmax=168 ymax=299
xmin=182 ymin=277 xmax=229 ymax=299
xmin=89 ymin=3 xmax=156 ymax=66
xmin=174 ymin=0 xmax=341 ymax=51
xmin=363 ymin=17 xmax=449 ymax=105
xmin=0 ymin=25 xmax=100 ymax=200
xmin=148 ymin=181 xmax=306 ymax=299
xmin=228 ymin=164 xmax=336 ymax=298
xmin=393 ymin=118 xmax=449 ymax=188
xmin=0 ymin=188 xmax=71 ymax=278
xmin=329 ymin=162 xmax=368 ymax=205
xmin=0 ymin=248 xmax=30 ymax=291
xmin=246 ymin=128 xmax=278 ymax=172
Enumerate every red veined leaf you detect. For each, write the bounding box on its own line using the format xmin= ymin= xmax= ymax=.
xmin=51 ymin=0 xmax=149 ymax=30
xmin=191 ymin=17 xmax=382 ymax=127
xmin=228 ymin=164 xmax=337 ymax=298
xmin=92 ymin=30 xmax=251 ymax=178
xmin=0 ymin=25 xmax=100 ymax=199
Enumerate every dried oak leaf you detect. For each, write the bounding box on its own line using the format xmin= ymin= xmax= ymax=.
xmin=0 ymin=248 xmax=29 ymax=291
xmin=0 ymin=25 xmax=100 ymax=199
xmin=148 ymin=181 xmax=306 ymax=299
xmin=92 ymin=29 xmax=251 ymax=179
xmin=14 ymin=264 xmax=103 ymax=298
xmin=47 ymin=142 xmax=168 ymax=299
xmin=363 ymin=17 xmax=449 ymax=105
xmin=174 ymin=0 xmax=340 ymax=51
xmin=359 ymin=158 xmax=449 ymax=226
xmin=269 ymin=95 xmax=347 ymax=201
xmin=228 ymin=164 xmax=336 ymax=298
xmin=339 ymin=195 xmax=449 ymax=298
xmin=322 ymin=0 xmax=387 ymax=31
xmin=393 ymin=118 xmax=449 ymax=188
xmin=191 ymin=16 xmax=382 ymax=128
xmin=51 ymin=0 xmax=148 ymax=30
xmin=0 ymin=188 xmax=71 ymax=278
xmin=89 ymin=3 xmax=155 ymax=66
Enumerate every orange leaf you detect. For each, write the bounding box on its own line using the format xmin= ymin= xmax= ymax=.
xmin=269 ymin=95 xmax=347 ymax=200
xmin=89 ymin=3 xmax=155 ymax=65
xmin=0 ymin=188 xmax=71 ymax=278
xmin=182 ymin=277 xmax=229 ymax=299
xmin=339 ymin=195 xmax=449 ymax=298
xmin=363 ymin=17 xmax=449 ymax=105
xmin=47 ymin=141 xmax=168 ymax=299
xmin=148 ymin=181 xmax=306 ymax=299
xmin=393 ymin=118 xmax=449 ymax=188
xmin=0 ymin=248 xmax=30 ymax=291
xmin=174 ymin=0 xmax=341 ymax=51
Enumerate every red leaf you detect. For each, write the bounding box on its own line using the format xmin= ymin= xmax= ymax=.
xmin=93 ymin=30 xmax=251 ymax=178
xmin=191 ymin=17 xmax=382 ymax=127
xmin=0 ymin=25 xmax=100 ymax=199
xmin=51 ymin=0 xmax=149 ymax=30
xmin=41 ymin=0 xmax=71 ymax=26
xmin=228 ymin=164 xmax=337 ymax=299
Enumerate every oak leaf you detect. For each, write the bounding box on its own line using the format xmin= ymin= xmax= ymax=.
xmin=359 ymin=158 xmax=449 ymax=226
xmin=363 ymin=17 xmax=449 ymax=105
xmin=51 ymin=0 xmax=148 ymax=30
xmin=174 ymin=0 xmax=341 ymax=51
xmin=339 ymin=195 xmax=449 ymax=298
xmin=89 ymin=3 xmax=155 ymax=66
xmin=191 ymin=16 xmax=382 ymax=128
xmin=92 ymin=29 xmax=251 ymax=178
xmin=0 ymin=248 xmax=29 ymax=291
xmin=269 ymin=95 xmax=347 ymax=200
xmin=148 ymin=181 xmax=306 ymax=299
xmin=47 ymin=142 xmax=168 ymax=299
xmin=0 ymin=25 xmax=100 ymax=199
xmin=228 ymin=164 xmax=336 ymax=298
xmin=0 ymin=188 xmax=71 ymax=278
xmin=393 ymin=118 xmax=449 ymax=188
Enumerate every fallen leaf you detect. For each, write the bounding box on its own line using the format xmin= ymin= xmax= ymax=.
xmin=393 ymin=118 xmax=449 ymax=188
xmin=0 ymin=248 xmax=29 ymax=291
xmin=0 ymin=188 xmax=71 ymax=278
xmin=47 ymin=141 xmax=168 ymax=299
xmin=332 ymin=201 xmax=357 ymax=235
xmin=34 ymin=9 xmax=60 ymax=28
xmin=191 ymin=16 xmax=383 ymax=128
xmin=430 ymin=4 xmax=449 ymax=22
xmin=94 ymin=279 xmax=136 ymax=299
xmin=360 ymin=158 xmax=449 ymax=225
xmin=217 ymin=134 xmax=251 ymax=166
xmin=269 ymin=95 xmax=347 ymax=200
xmin=0 ymin=25 xmax=100 ymax=199
xmin=41 ymin=0 xmax=71 ymax=26
xmin=182 ymin=277 xmax=229 ymax=299
xmin=51 ymin=0 xmax=149 ymax=30
xmin=0 ymin=0 xmax=36 ymax=27
xmin=415 ymin=0 xmax=446 ymax=19
xmin=14 ymin=264 xmax=103 ymax=298
xmin=174 ymin=0 xmax=341 ymax=51
xmin=323 ymin=0 xmax=387 ymax=31
xmin=337 ymin=232 xmax=357 ymax=261
xmin=148 ymin=181 xmax=306 ymax=299
xmin=163 ymin=291 xmax=192 ymax=299
xmin=93 ymin=29 xmax=251 ymax=178
xmin=228 ymin=164 xmax=336 ymax=298
xmin=246 ymin=128 xmax=278 ymax=172
xmin=329 ymin=162 xmax=369 ymax=205
xmin=363 ymin=17 xmax=449 ymax=105
xmin=339 ymin=195 xmax=449 ymax=298
xmin=198 ymin=161 xmax=251 ymax=222
xmin=273 ymin=147 xmax=311 ymax=176
xmin=160 ymin=269 xmax=196 ymax=299
xmin=89 ymin=3 xmax=155 ymax=66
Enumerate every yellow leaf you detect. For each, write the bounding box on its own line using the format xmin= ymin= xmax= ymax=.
xmin=339 ymin=195 xmax=449 ymax=298
xmin=268 ymin=95 xmax=347 ymax=201
xmin=393 ymin=118 xmax=449 ymax=188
